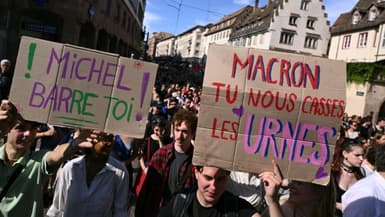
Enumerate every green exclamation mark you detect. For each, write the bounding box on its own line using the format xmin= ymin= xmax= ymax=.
xmin=25 ymin=43 xmax=36 ymax=79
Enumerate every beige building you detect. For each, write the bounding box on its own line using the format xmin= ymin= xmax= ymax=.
xmin=230 ymin=0 xmax=330 ymax=57
xmin=329 ymin=0 xmax=385 ymax=118
xmin=175 ymin=25 xmax=206 ymax=60
xmin=146 ymin=32 xmax=174 ymax=59
xmin=155 ymin=25 xmax=208 ymax=61
xmin=156 ymin=36 xmax=176 ymax=57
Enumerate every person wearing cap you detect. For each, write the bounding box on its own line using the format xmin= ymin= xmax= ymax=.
xmin=46 ymin=130 xmax=129 ymax=217
xmin=0 ymin=102 xmax=93 ymax=217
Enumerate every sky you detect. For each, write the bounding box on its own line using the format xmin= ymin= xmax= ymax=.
xmin=143 ymin=0 xmax=359 ymax=35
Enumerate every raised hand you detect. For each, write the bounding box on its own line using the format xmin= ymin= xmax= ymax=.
xmin=0 ymin=100 xmax=17 ymax=136
xmin=258 ymin=159 xmax=283 ymax=202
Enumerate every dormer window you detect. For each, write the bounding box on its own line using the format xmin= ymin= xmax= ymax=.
xmin=369 ymin=6 xmax=378 ymax=21
xmin=352 ymin=10 xmax=361 ymax=24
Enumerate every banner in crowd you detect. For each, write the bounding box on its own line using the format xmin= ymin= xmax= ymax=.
xmin=193 ymin=44 xmax=346 ymax=185
xmin=9 ymin=36 xmax=158 ymax=138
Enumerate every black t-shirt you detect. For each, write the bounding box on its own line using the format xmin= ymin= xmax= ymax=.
xmin=159 ymin=191 xmax=257 ymax=217
xmin=168 ymin=150 xmax=189 ymax=194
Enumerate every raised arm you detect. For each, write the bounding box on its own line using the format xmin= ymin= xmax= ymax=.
xmin=258 ymin=160 xmax=284 ymax=217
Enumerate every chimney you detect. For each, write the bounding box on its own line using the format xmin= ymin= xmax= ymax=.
xmin=254 ymin=0 xmax=259 ymax=8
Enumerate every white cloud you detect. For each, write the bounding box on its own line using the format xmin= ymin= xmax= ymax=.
xmin=143 ymin=11 xmax=162 ymax=30
xmin=233 ymin=0 xmax=251 ymax=5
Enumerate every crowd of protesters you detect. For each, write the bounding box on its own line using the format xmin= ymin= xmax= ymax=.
xmin=0 ymin=56 xmax=385 ymax=217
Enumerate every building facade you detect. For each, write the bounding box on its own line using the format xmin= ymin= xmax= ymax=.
xmin=230 ymin=0 xmax=330 ymax=57
xmin=156 ymin=36 xmax=177 ymax=57
xmin=0 ymin=0 xmax=146 ymax=64
xmin=174 ymin=25 xmax=206 ymax=61
xmin=146 ymin=32 xmax=174 ymax=59
xmin=155 ymin=25 xmax=208 ymax=62
xmin=329 ymin=0 xmax=385 ymax=118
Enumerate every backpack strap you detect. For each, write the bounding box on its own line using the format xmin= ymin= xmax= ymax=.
xmin=171 ymin=190 xmax=195 ymax=217
xmin=223 ymin=192 xmax=239 ymax=217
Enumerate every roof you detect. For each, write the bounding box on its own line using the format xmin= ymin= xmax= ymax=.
xmin=218 ymin=5 xmax=253 ymax=23
xmin=178 ymin=25 xmax=205 ymax=36
xmin=331 ymin=0 xmax=385 ymax=35
xmin=230 ymin=0 xmax=283 ymax=39
xmin=205 ymin=6 xmax=253 ymax=35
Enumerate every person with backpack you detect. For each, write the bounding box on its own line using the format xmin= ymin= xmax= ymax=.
xmin=158 ymin=163 xmax=284 ymax=217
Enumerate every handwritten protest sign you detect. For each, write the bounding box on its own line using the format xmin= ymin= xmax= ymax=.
xmin=9 ymin=36 xmax=158 ymax=138
xmin=193 ymin=45 xmax=346 ymax=185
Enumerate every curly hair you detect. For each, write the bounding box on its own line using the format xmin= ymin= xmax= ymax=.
xmin=171 ymin=109 xmax=197 ymax=133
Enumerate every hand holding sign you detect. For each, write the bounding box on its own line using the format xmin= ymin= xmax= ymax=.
xmin=0 ymin=100 xmax=18 ymax=136
xmin=259 ymin=159 xmax=283 ymax=202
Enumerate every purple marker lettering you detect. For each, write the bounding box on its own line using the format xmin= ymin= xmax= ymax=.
xmin=75 ymin=57 xmax=90 ymax=80
xmin=140 ymin=72 xmax=150 ymax=107
xmin=279 ymin=121 xmax=301 ymax=161
xmin=89 ymin=58 xmax=104 ymax=84
xmin=46 ymin=49 xmax=70 ymax=77
xmin=69 ymin=53 xmax=77 ymax=79
xmin=243 ymin=115 xmax=265 ymax=154
xmin=43 ymin=85 xmax=58 ymax=110
xmin=57 ymin=86 xmax=72 ymax=112
xmin=309 ymin=126 xmax=335 ymax=166
xmin=260 ymin=117 xmax=281 ymax=158
xmin=102 ymin=63 xmax=117 ymax=87
xmin=29 ymin=82 xmax=46 ymax=108
xmin=294 ymin=123 xmax=318 ymax=164
xmin=116 ymin=64 xmax=131 ymax=91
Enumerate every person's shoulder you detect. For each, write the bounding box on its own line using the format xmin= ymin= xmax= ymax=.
xmin=343 ymin=174 xmax=378 ymax=204
xmin=61 ymin=155 xmax=84 ymax=170
xmin=107 ymin=156 xmax=128 ymax=174
xmin=154 ymin=142 xmax=173 ymax=156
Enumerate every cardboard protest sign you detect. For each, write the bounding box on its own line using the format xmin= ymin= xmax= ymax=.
xmin=9 ymin=36 xmax=158 ymax=138
xmin=193 ymin=44 xmax=346 ymax=185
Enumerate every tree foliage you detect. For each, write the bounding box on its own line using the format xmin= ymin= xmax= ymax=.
xmin=347 ymin=62 xmax=385 ymax=84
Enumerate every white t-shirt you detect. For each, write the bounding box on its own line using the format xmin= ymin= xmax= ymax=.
xmin=342 ymin=171 xmax=385 ymax=217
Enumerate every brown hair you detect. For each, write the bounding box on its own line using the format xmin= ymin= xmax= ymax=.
xmin=172 ymin=109 xmax=197 ymax=133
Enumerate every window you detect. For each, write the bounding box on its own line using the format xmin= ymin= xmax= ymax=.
xmin=300 ymin=0 xmax=310 ymax=10
xmin=289 ymin=15 xmax=298 ymax=26
xmin=304 ymin=36 xmax=318 ymax=49
xmin=103 ymin=0 xmax=111 ymax=16
xmin=280 ymin=31 xmax=295 ymax=45
xmin=369 ymin=7 xmax=378 ymax=21
xmin=342 ymin=35 xmax=351 ymax=49
xmin=352 ymin=11 xmax=361 ymax=24
xmin=115 ymin=4 xmax=121 ymax=21
xmin=358 ymin=32 xmax=368 ymax=47
xmin=307 ymin=18 xmax=316 ymax=29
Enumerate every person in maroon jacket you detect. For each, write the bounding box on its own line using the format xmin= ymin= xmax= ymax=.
xmin=135 ymin=109 xmax=197 ymax=217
